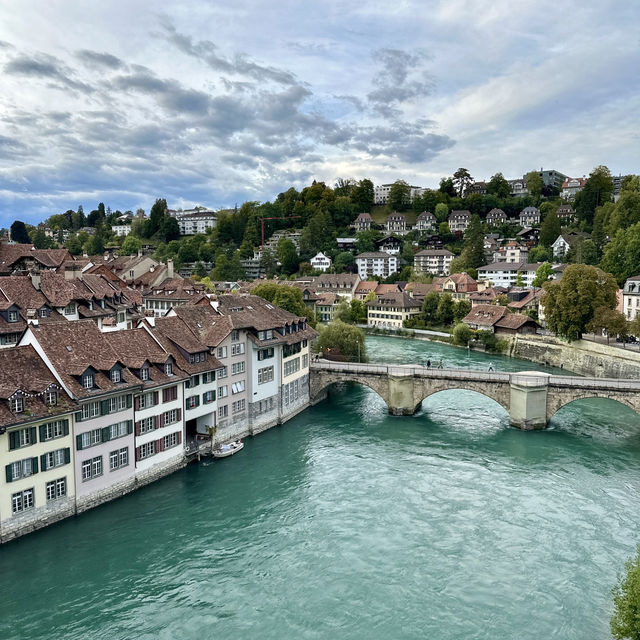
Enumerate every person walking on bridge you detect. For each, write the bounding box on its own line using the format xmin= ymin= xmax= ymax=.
xmin=488 ymin=362 xmax=494 ymax=372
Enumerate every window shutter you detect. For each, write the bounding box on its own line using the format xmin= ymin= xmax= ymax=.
xmin=172 ymin=386 xmax=178 ymax=401
xmin=177 ymin=431 xmax=182 ymax=445
xmin=39 ymin=424 xmax=47 ymax=441
xmin=63 ymin=419 xmax=69 ymax=436
xmin=75 ymin=411 xmax=83 ymax=423
xmin=32 ymin=457 xmax=39 ymax=474
xmin=154 ymin=415 xmax=159 ymax=430
xmin=5 ymin=465 xmax=12 ymax=483
xmin=127 ymin=420 xmax=133 ymax=434
xmin=101 ymin=400 xmax=110 ymax=415
xmin=102 ymin=427 xmax=111 ymax=442
xmin=29 ymin=426 xmax=37 ymax=444
xmin=134 ymin=396 xmax=140 ymax=411
xmin=135 ymin=421 xmax=141 ymax=436
xmin=64 ymin=448 xmax=71 ymax=464
xmin=176 ymin=409 xmax=181 ymax=422
xmin=126 ymin=395 xmax=132 ymax=409
xmin=135 ymin=446 xmax=141 ymax=462
xmin=157 ymin=438 xmax=164 ymax=453
xmin=162 ymin=388 xmax=168 ymax=403
xmin=153 ymin=391 xmax=159 ymax=405
xmin=40 ymin=454 xmax=47 ymax=471
xmin=159 ymin=413 xmax=165 ymax=428
xmin=76 ymin=434 xmax=83 ymax=450
xmin=9 ymin=431 xmax=17 ymax=450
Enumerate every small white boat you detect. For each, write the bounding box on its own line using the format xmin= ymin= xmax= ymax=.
xmin=212 ymin=440 xmax=244 ymax=458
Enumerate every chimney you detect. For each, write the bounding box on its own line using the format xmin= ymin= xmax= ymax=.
xmin=30 ymin=273 xmax=41 ymax=290
xmin=167 ymin=259 xmax=174 ymax=279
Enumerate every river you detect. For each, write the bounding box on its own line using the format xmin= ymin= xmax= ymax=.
xmin=2 ymin=335 xmax=640 ymax=639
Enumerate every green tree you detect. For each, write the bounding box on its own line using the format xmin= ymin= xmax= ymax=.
xmin=212 ymin=250 xmax=245 ymax=281
xmin=452 ymin=168 xmax=473 ymax=197
xmin=434 ymin=202 xmax=449 ymax=223
xmin=299 ymin=210 xmax=334 ymax=258
xmin=147 ymin=198 xmax=168 ymax=237
xmin=459 ymin=214 xmax=485 ymax=270
xmin=259 ymin=250 xmax=278 ymax=278
xmin=161 ymin=215 xmax=180 ymax=242
xmin=193 ymin=261 xmax=207 ymax=278
xmin=84 ymin=235 xmax=104 ymax=255
xmin=542 ymin=264 xmax=618 ymax=340
xmin=486 ymin=172 xmax=511 ymax=198
xmin=453 ymin=299 xmax=472 ymax=323
xmin=334 ymin=299 xmax=352 ymax=323
xmin=349 ymin=299 xmax=367 ymax=324
xmin=351 ymin=178 xmax=374 ymax=212
xmin=66 ymin=234 xmax=83 ymax=255
xmin=525 ymin=171 xmax=544 ymax=199
xmin=422 ymin=291 xmax=440 ymax=323
xmin=566 ymin=238 xmax=598 ymax=265
xmin=529 ymin=245 xmax=553 ymax=263
xmin=600 ymin=222 xmax=640 ymax=284
xmin=436 ymin=292 xmax=455 ymax=325
xmin=453 ymin=323 xmax=473 ymax=346
xmin=252 ymin=283 xmax=308 ymax=318
xmin=532 ymin=262 xmax=554 ymax=287
xmin=10 ymin=220 xmax=30 ymax=244
xmin=611 ymin=545 xmax=640 ymax=639
xmin=316 ymin=320 xmax=366 ymax=362
xmin=120 ymin=235 xmax=142 ymax=255
xmin=575 ymin=165 xmax=614 ymax=227
xmin=31 ymin=229 xmax=52 ymax=249
xmin=539 ymin=211 xmax=561 ymax=247
xmin=515 ymin=271 xmax=524 ymax=287
xmin=388 ymin=180 xmax=411 ymax=211
xmin=276 ymin=238 xmax=300 ymax=275
xmin=588 ymin=307 xmax=628 ymax=344
xmin=355 ymin=229 xmax=382 ymax=254
xmin=439 ymin=177 xmax=456 ymax=197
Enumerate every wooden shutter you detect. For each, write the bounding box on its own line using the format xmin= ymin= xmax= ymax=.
xmin=127 ymin=420 xmax=133 ymax=434
xmin=64 ymin=448 xmax=71 ymax=464
xmin=177 ymin=431 xmax=182 ymax=445
xmin=101 ymin=400 xmax=110 ymax=415
xmin=29 ymin=426 xmax=37 ymax=444
xmin=76 ymin=434 xmax=83 ymax=450
xmin=134 ymin=396 xmax=140 ymax=411
xmin=75 ymin=410 xmax=83 ymax=424
xmin=153 ymin=391 xmax=159 ymax=405
xmin=102 ymin=427 xmax=111 ymax=442
xmin=157 ymin=437 xmax=165 ymax=453
xmin=176 ymin=409 xmax=181 ymax=422
xmin=40 ymin=454 xmax=47 ymax=471
xmin=126 ymin=395 xmax=132 ymax=409
xmin=135 ymin=446 xmax=141 ymax=462
xmin=39 ymin=424 xmax=47 ymax=441
xmin=154 ymin=415 xmax=159 ymax=430
xmin=159 ymin=413 xmax=165 ymax=428
xmin=63 ymin=419 xmax=69 ymax=436
xmin=32 ymin=457 xmax=39 ymax=474
xmin=9 ymin=431 xmax=17 ymax=450
xmin=5 ymin=465 xmax=12 ymax=483
xmin=135 ymin=421 xmax=141 ymax=436
xmin=162 ymin=388 xmax=168 ymax=403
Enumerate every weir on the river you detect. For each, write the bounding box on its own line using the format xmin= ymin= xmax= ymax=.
xmin=310 ymin=360 xmax=640 ymax=429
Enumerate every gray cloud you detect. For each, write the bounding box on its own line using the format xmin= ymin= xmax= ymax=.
xmin=4 ymin=52 xmax=93 ymax=93
xmin=76 ymin=50 xmax=126 ymax=70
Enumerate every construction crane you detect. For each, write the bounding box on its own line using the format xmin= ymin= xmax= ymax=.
xmin=260 ymin=216 xmax=301 ymax=250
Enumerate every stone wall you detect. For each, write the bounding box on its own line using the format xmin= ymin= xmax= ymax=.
xmin=509 ymin=334 xmax=640 ymax=378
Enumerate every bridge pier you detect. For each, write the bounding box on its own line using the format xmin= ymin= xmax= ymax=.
xmin=509 ymin=373 xmax=550 ymax=430
xmin=388 ymin=375 xmax=421 ymax=416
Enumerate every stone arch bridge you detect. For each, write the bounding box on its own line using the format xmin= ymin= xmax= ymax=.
xmin=310 ymin=361 xmax=640 ymax=430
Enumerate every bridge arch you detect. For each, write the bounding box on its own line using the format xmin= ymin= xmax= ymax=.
xmin=417 ymin=387 xmax=510 ymax=416
xmin=547 ymin=393 xmax=640 ymax=424
xmin=309 ymin=371 xmax=391 ymax=408
xmin=412 ymin=378 xmax=511 ymax=415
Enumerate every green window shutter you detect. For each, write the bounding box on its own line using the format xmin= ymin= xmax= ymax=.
xmin=126 ymin=394 xmax=132 ymax=409
xmin=5 ymin=465 xmax=13 ymax=483
xmin=76 ymin=434 xmax=83 ymax=451
xmin=39 ymin=424 xmax=47 ymax=441
xmin=32 ymin=457 xmax=39 ymax=474
xmin=102 ymin=426 xmax=111 ymax=442
xmin=126 ymin=420 xmax=133 ymax=434
xmin=75 ymin=411 xmax=83 ymax=423
xmin=9 ymin=431 xmax=17 ymax=450
xmin=101 ymin=400 xmax=110 ymax=415
xmin=64 ymin=448 xmax=71 ymax=464
xmin=29 ymin=426 xmax=37 ymax=444
xmin=63 ymin=419 xmax=69 ymax=436
xmin=40 ymin=454 xmax=47 ymax=471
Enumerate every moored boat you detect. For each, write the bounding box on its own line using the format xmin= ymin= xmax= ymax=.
xmin=212 ymin=439 xmax=244 ymax=458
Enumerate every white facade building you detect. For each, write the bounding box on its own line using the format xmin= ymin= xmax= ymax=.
xmin=354 ymin=252 xmax=398 ymax=279
xmin=414 ymin=249 xmax=454 ymax=276
xmin=111 ymin=225 xmax=132 ymax=237
xmin=310 ymin=252 xmax=332 ymax=272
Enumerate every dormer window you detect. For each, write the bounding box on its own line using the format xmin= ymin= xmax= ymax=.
xmin=140 ymin=366 xmax=149 ymax=381
xmin=8 ymin=310 xmax=18 ymax=323
xmin=164 ymin=362 xmax=173 ymax=376
xmin=82 ymin=373 xmax=94 ymax=389
xmin=111 ymin=369 xmax=121 ymax=383
xmin=39 ymin=308 xmax=48 ymax=318
xmin=45 ymin=390 xmax=58 ymax=406
xmin=11 ymin=396 xmax=24 ymax=413
xmin=88 ymin=301 xmax=94 ymax=311
xmin=64 ymin=303 xmax=76 ymax=316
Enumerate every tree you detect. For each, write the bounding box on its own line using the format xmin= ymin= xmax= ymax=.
xmin=611 ymin=545 xmax=640 ymax=639
xmin=161 ymin=216 xmax=180 ymax=242
xmin=120 ymin=235 xmax=142 ymax=255
xmin=487 ymin=172 xmax=511 ymax=198
xmin=84 ymin=235 xmax=104 ymax=256
xmin=148 ymin=198 xmax=168 ymax=237
xmin=31 ymin=229 xmax=52 ymax=249
xmin=422 ymin=292 xmax=440 ymax=323
xmin=439 ymin=177 xmax=456 ymax=197
xmin=334 ymin=299 xmax=352 ymax=323
xmin=515 ymin=271 xmax=524 ymax=287
xmin=575 ymin=165 xmax=614 ymax=227
xmin=436 ymin=292 xmax=455 ymax=325
xmin=566 ymin=238 xmax=598 ymax=265
xmin=259 ymin=250 xmax=278 ymax=278
xmin=600 ymin=222 xmax=640 ymax=285
xmin=539 ymin=211 xmax=561 ymax=247
xmin=252 ymin=283 xmax=308 ymax=318
xmin=349 ymin=299 xmax=367 ymax=324
xmin=351 ymin=178 xmax=374 ymax=212
xmin=529 ymin=245 xmax=553 ymax=263
xmin=525 ymin=171 xmax=544 ymax=199
xmin=388 ymin=180 xmax=411 ymax=211
xmin=452 ymin=168 xmax=473 ymax=198
xmin=316 ymin=320 xmax=366 ymax=362
xmin=276 ymin=238 xmax=300 ymax=275
xmin=453 ymin=299 xmax=471 ymax=324
xmin=453 ymin=323 xmax=473 ymax=346
xmin=10 ymin=220 xmax=30 ymax=244
xmin=459 ymin=214 xmax=485 ymax=270
xmin=355 ymin=230 xmax=382 ymax=254
xmin=532 ymin=262 xmax=554 ymax=288
xmin=434 ymin=202 xmax=449 ymax=223
xmin=542 ymin=264 xmax=618 ymax=340
xmin=66 ymin=234 xmax=83 ymax=256
xmin=588 ymin=306 xmax=628 ymax=344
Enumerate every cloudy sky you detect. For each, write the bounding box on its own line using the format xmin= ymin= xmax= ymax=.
xmin=1 ymin=1 xmax=638 ymax=225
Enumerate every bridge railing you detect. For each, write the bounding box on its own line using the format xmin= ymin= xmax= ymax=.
xmin=548 ymin=375 xmax=640 ymax=390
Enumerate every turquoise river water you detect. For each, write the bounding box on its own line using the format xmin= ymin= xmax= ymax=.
xmin=2 ymin=335 xmax=640 ymax=639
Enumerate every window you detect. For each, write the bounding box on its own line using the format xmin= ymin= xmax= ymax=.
xmin=46 ymin=478 xmax=66 ymax=501
xmin=164 ymin=362 xmax=173 ymax=376
xmin=284 ymin=357 xmax=301 ymax=377
xmin=81 ymin=402 xmax=100 ymax=420
xmin=42 ymin=420 xmax=65 ymax=441
xmin=111 ymin=369 xmax=121 ymax=383
xmin=12 ymin=488 xmax=34 ymax=513
xmin=257 ymin=347 xmax=274 ymax=361
xmin=231 ymin=329 xmax=239 ymax=341
xmin=303 ymin=339 xmax=308 ymax=347
xmin=110 ymin=447 xmax=129 ymax=470
xmin=43 ymin=448 xmax=68 ymax=470
xmin=45 ymin=390 xmax=58 ymax=406
xmin=8 ymin=457 xmax=36 ymax=481
xmin=39 ymin=308 xmax=48 ymax=318
xmin=283 ymin=342 xmax=302 ymax=358
xmin=164 ymin=409 xmax=178 ymax=425
xmin=219 ymin=366 xmax=228 ymax=379
xmin=231 ymin=381 xmax=245 ymax=394
xmin=8 ymin=310 xmax=18 ymax=322
xmin=232 ymin=399 xmax=246 ymax=413
xmin=139 ymin=441 xmax=156 ymax=460
xmin=258 ymin=366 xmax=274 ymax=384
xmin=110 ymin=421 xmax=129 ymax=439
xmin=10 ymin=427 xmax=34 ymax=450
xmin=203 ymin=390 xmax=215 ymax=404
xmin=82 ymin=373 xmax=94 ymax=389
xmin=217 ymin=346 xmax=228 ymax=358
xmin=109 ymin=395 xmax=127 ymax=413
xmin=81 ymin=456 xmax=103 ymax=481
xmin=79 ymin=428 xmax=102 ymax=449
xmin=218 ymin=405 xmax=228 ymax=418
xmin=163 ymin=432 xmax=179 ymax=449
xmin=140 ymin=416 xmax=155 ymax=434
xmin=202 ymin=371 xmax=216 ymax=384
xmin=10 ymin=396 xmax=24 ymax=413
xmin=64 ymin=303 xmax=76 ymax=316
xmin=258 ymin=330 xmax=273 ymax=341
xmin=302 ymin=354 xmax=309 ymax=368
xmin=218 ymin=385 xmax=228 ymax=398
xmin=231 ymin=343 xmax=245 ymax=356
xmin=186 ymin=395 xmax=200 ymax=409
xmin=162 ymin=386 xmax=178 ymax=403
xmin=283 ymin=379 xmax=301 ymax=406
xmin=232 ymin=361 xmax=245 ymax=375
xmin=140 ymin=366 xmax=149 ymax=381
xmin=187 ymin=375 xmax=200 ymax=388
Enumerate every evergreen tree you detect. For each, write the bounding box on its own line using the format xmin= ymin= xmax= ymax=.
xmin=10 ymin=220 xmax=30 ymax=244
xmin=539 ymin=211 xmax=561 ymax=247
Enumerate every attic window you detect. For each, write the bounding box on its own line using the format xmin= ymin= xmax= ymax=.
xmin=45 ymin=390 xmax=58 ymax=406
xmin=111 ymin=369 xmax=121 ymax=383
xmin=8 ymin=310 xmax=18 ymax=323
xmin=140 ymin=366 xmax=149 ymax=381
xmin=82 ymin=373 xmax=94 ymax=389
xmin=11 ymin=396 xmax=24 ymax=413
xmin=164 ymin=362 xmax=173 ymax=376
